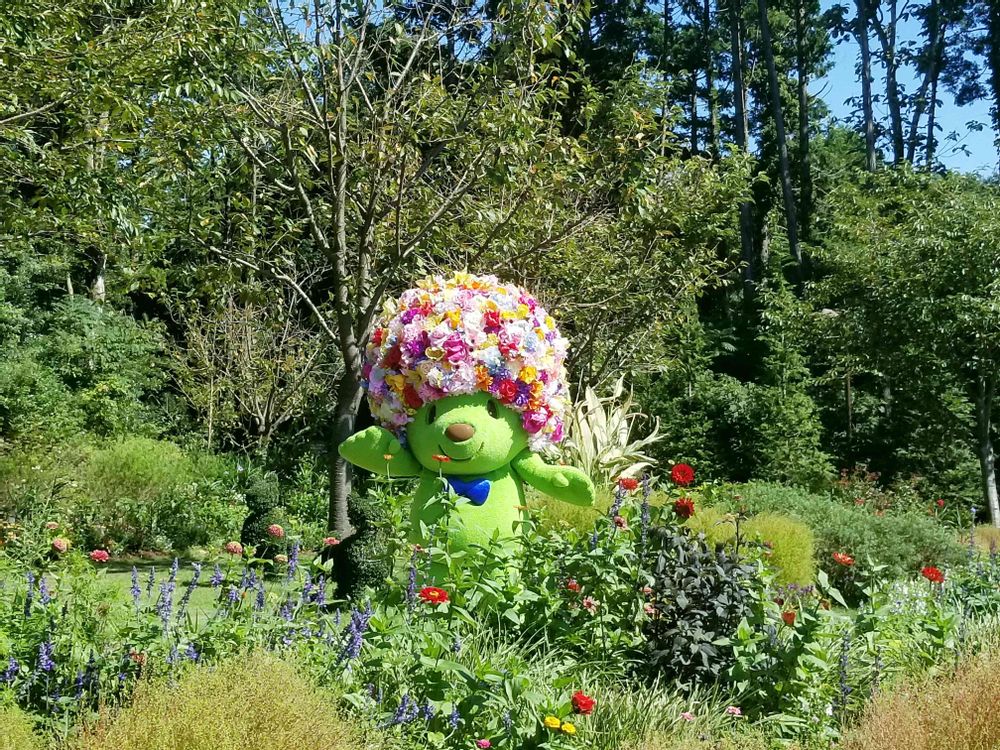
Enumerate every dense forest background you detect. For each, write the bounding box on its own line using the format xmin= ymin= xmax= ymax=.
xmin=2 ymin=0 xmax=1000 ymax=545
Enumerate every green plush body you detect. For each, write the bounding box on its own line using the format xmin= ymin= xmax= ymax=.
xmin=339 ymin=392 xmax=595 ymax=550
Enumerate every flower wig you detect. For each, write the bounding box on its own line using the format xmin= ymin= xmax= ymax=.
xmin=361 ymin=272 xmax=570 ymax=450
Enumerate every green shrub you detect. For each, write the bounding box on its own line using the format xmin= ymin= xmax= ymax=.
xmin=79 ymin=652 xmax=378 ymax=750
xmin=685 ymin=508 xmax=815 ymax=586
xmin=645 ymin=525 xmax=763 ymax=686
xmin=238 ymin=468 xmax=283 ymax=557
xmin=0 ymin=704 xmax=43 ymax=750
xmin=723 ymin=482 xmax=964 ymax=593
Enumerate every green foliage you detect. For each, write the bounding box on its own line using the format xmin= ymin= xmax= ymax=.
xmin=0 ymin=705 xmax=43 ymax=750
xmin=645 ymin=526 xmax=764 ymax=686
xmin=727 ymin=482 xmax=965 ymax=595
xmin=685 ymin=508 xmax=816 ymax=586
xmin=78 ymin=653 xmax=376 ymax=750
xmin=334 ymin=488 xmax=395 ymax=598
xmin=0 ymin=438 xmax=243 ymax=554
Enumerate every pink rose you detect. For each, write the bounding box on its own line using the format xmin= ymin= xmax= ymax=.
xmin=89 ymin=549 xmax=110 ymax=563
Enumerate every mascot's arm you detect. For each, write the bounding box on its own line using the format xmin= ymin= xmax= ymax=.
xmin=338 ymin=426 xmax=422 ymax=477
xmin=511 ymin=450 xmax=595 ymax=506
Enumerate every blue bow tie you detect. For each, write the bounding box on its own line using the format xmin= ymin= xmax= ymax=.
xmin=446 ymin=477 xmax=491 ymax=506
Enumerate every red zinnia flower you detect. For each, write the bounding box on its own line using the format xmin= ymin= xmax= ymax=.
xmin=418 ymin=586 xmax=450 ymax=605
xmin=618 ymin=477 xmax=639 ymax=492
xmin=266 ymin=523 xmax=285 ymax=539
xmin=88 ymin=549 xmax=110 ymax=563
xmin=565 ymin=578 xmax=581 ymax=593
xmin=832 ymin=552 xmax=854 ymax=567
xmin=322 ymin=537 xmax=340 ymax=547
xmin=613 ymin=515 xmax=629 ymax=530
xmin=571 ymin=690 xmax=596 ymax=715
xmin=921 ymin=565 xmax=945 ymax=584
xmin=224 ymin=541 xmax=243 ymax=556
xmin=781 ymin=610 xmax=797 ymax=626
xmin=51 ymin=537 xmax=70 ymax=553
xmin=936 ymin=498 xmax=945 ymax=508
xmin=671 ymin=463 xmax=695 ymax=486
xmin=673 ymin=497 xmax=695 ymax=519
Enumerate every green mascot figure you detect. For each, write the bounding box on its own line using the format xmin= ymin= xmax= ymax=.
xmin=339 ymin=272 xmax=595 ymax=556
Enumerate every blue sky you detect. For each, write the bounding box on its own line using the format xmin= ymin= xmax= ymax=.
xmin=813 ymin=6 xmax=997 ymax=175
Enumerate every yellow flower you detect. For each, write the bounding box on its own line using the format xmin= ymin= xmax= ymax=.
xmin=386 ymin=374 xmax=406 ymax=393
xmin=543 ymin=716 xmax=562 ymax=730
xmin=516 ymin=303 xmax=530 ymax=318
xmin=520 ymin=365 xmax=537 ymax=384
xmin=445 ymin=309 xmax=462 ymax=328
xmin=561 ymin=722 xmax=577 ymax=735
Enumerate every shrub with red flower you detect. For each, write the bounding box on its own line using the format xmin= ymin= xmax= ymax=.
xmin=266 ymin=524 xmax=285 ymax=539
xmin=671 ymin=463 xmax=695 ymax=486
xmin=673 ymin=497 xmax=695 ymax=519
xmin=832 ymin=552 xmax=854 ymax=567
xmin=781 ymin=610 xmax=796 ymax=626
xmin=582 ymin=596 xmax=599 ymax=614
xmin=224 ymin=541 xmax=243 ymax=556
xmin=921 ymin=565 xmax=945 ymax=584
xmin=565 ymin=579 xmax=581 ymax=593
xmin=571 ymin=690 xmax=596 ymax=715
xmin=618 ymin=477 xmax=639 ymax=492
xmin=418 ymin=586 xmax=450 ymax=605
xmin=936 ymin=498 xmax=945 ymax=508
xmin=613 ymin=515 xmax=629 ymax=530
xmin=88 ymin=549 xmax=110 ymax=563
xmin=322 ymin=537 xmax=340 ymax=547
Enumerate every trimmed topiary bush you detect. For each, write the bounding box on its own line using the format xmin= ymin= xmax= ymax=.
xmin=0 ymin=705 xmax=43 ymax=750
xmin=239 ymin=468 xmax=284 ymax=560
xmin=684 ymin=508 xmax=815 ymax=586
xmin=334 ymin=489 xmax=394 ymax=599
xmin=78 ymin=652 xmax=378 ymax=750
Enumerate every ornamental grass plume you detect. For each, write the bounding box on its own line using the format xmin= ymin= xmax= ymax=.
xmin=842 ymin=646 xmax=1000 ymax=750
xmin=77 ymin=652 xmax=376 ymax=750
xmin=0 ymin=705 xmax=44 ymax=750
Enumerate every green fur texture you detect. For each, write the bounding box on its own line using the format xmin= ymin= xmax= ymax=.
xmin=339 ymin=392 xmax=595 ymax=553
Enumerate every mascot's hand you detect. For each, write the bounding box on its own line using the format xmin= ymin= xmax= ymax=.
xmin=338 ymin=426 xmax=420 ymax=476
xmin=511 ymin=451 xmax=595 ymax=507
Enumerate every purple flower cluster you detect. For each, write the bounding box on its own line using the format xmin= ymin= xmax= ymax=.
xmin=210 ymin=563 xmax=224 ymax=588
xmin=37 ymin=640 xmax=55 ymax=672
xmin=339 ymin=602 xmax=374 ymax=662
xmin=130 ymin=567 xmax=141 ymax=608
xmin=1 ymin=656 xmax=19 ymax=684
xmin=382 ymin=693 xmax=420 ymax=727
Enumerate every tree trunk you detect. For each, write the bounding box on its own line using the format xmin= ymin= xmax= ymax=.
xmin=855 ymin=0 xmax=877 ymax=171
xmin=328 ymin=371 xmax=364 ymax=540
xmin=794 ymin=0 xmax=812 ymax=247
xmin=729 ymin=0 xmax=755 ymax=298
xmin=690 ymin=70 xmax=699 ymax=153
xmin=757 ymin=0 xmax=802 ymax=285
xmin=868 ymin=0 xmax=904 ymax=164
xmin=975 ymin=376 xmax=1000 ymax=529
xmin=704 ymin=0 xmax=719 ymax=157
xmin=987 ymin=0 xmax=1000 ymax=169
xmin=91 ymin=253 xmax=107 ymax=302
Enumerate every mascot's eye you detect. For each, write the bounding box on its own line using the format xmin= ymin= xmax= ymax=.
xmin=487 ymin=400 xmax=499 ymax=419
xmin=427 ymin=404 xmax=437 ymax=423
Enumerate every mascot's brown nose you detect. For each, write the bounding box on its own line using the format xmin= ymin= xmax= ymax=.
xmin=445 ymin=422 xmax=476 ymax=442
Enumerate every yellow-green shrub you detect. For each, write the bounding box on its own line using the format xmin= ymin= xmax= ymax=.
xmin=79 ymin=652 xmax=378 ymax=750
xmin=744 ymin=514 xmax=815 ymax=587
xmin=842 ymin=647 xmax=1000 ymax=750
xmin=685 ymin=509 xmax=815 ymax=586
xmin=0 ymin=705 xmax=43 ymax=750
xmin=972 ymin=524 xmax=1000 ymax=554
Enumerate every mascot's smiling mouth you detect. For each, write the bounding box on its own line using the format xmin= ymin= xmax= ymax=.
xmin=438 ymin=443 xmax=479 ymax=462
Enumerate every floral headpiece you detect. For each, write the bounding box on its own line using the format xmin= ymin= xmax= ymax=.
xmin=361 ymin=272 xmax=570 ymax=450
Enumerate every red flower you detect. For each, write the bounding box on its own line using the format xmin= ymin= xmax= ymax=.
xmin=51 ymin=538 xmax=70 ymax=553
xmin=613 ymin=515 xmax=629 ymax=530
xmin=382 ymin=345 xmax=402 ymax=370
xmin=571 ymin=690 xmax=596 ymax=715
xmin=266 ymin=524 xmax=285 ymax=539
xmin=921 ymin=565 xmax=945 ymax=584
xmin=418 ymin=586 xmax=450 ymax=605
xmin=322 ymin=537 xmax=340 ymax=547
xmin=936 ymin=498 xmax=945 ymax=508
xmin=673 ymin=497 xmax=695 ymax=519
xmin=832 ymin=552 xmax=854 ymax=567
xmin=565 ymin=579 xmax=581 ymax=593
xmin=371 ymin=328 xmax=385 ymax=346
xmin=781 ymin=610 xmax=797 ymax=627
xmin=671 ymin=463 xmax=695 ymax=486
xmin=403 ymin=384 xmax=423 ymax=409
xmin=618 ymin=477 xmax=639 ymax=492
xmin=483 ymin=310 xmax=502 ymax=330
xmin=88 ymin=549 xmax=110 ymax=563
xmin=224 ymin=541 xmax=243 ymax=556
xmin=497 ymin=379 xmax=518 ymax=403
